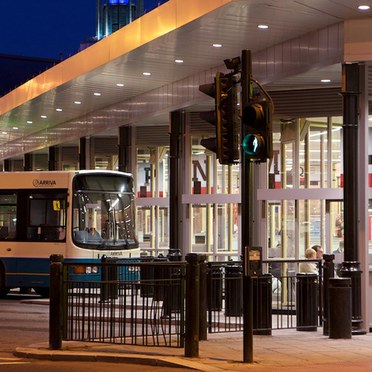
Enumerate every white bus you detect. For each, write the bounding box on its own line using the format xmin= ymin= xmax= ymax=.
xmin=0 ymin=170 xmax=139 ymax=297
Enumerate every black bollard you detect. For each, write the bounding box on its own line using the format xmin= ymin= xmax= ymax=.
xmin=252 ymin=274 xmax=272 ymax=335
xmin=329 ymin=277 xmax=352 ymax=339
xmin=185 ymin=253 xmax=201 ymax=357
xmin=296 ymin=273 xmax=318 ymax=331
xmin=225 ymin=264 xmax=243 ymax=316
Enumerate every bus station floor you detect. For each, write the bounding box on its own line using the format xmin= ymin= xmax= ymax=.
xmin=15 ymin=328 xmax=372 ymax=371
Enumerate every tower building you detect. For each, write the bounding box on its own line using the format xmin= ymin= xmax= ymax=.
xmin=96 ymin=0 xmax=144 ymax=39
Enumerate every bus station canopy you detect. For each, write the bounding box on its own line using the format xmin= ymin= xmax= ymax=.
xmin=0 ymin=0 xmax=370 ymax=160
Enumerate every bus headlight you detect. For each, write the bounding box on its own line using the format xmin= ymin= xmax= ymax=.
xmin=85 ymin=266 xmax=99 ymax=274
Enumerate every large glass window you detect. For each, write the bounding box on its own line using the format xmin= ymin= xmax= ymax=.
xmin=136 ymin=206 xmax=169 ymax=254
xmin=72 ymin=190 xmax=136 ymax=249
xmin=331 ymin=119 xmax=343 ymax=188
xmin=188 ymin=138 xmax=239 ymax=260
xmin=308 ymin=124 xmax=328 ymax=188
xmin=72 ymin=174 xmax=137 ymax=249
xmin=136 ymin=146 xmax=169 ymax=255
xmin=265 ymin=116 xmax=343 ymax=261
xmin=137 ymin=147 xmax=168 ymax=198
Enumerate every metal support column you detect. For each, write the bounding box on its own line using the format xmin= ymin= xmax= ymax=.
xmin=48 ymin=146 xmax=57 ymax=171
xmin=339 ymin=62 xmax=365 ymax=334
xmin=169 ymin=111 xmax=184 ymax=257
xmin=79 ymin=137 xmax=87 ymax=170
xmin=3 ymin=159 xmax=11 ymax=172
xmin=24 ymin=153 xmax=32 ymax=171
xmin=118 ymin=126 xmax=131 ymax=172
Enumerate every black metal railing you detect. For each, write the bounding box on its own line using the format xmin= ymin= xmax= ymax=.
xmin=205 ymin=259 xmax=323 ymax=333
xmin=50 ymin=254 xmax=327 ymax=354
xmin=60 ymin=259 xmax=186 ymax=348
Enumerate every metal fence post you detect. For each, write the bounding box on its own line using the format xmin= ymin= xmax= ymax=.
xmin=185 ymin=253 xmax=201 ymax=357
xmin=199 ymin=255 xmax=207 ymax=341
xmin=49 ymin=254 xmax=64 ymax=350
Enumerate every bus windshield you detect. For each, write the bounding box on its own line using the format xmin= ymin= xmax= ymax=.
xmin=72 ymin=175 xmax=137 ymax=250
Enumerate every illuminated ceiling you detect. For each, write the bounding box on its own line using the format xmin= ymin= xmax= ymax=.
xmin=0 ymin=0 xmax=371 ymax=160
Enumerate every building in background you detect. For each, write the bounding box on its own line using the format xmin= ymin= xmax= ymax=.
xmin=96 ymin=0 xmax=144 ymax=40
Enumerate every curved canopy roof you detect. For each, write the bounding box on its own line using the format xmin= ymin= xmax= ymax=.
xmin=0 ymin=0 xmax=371 ymax=160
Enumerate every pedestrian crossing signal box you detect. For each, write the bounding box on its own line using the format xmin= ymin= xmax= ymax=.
xmin=244 ymin=246 xmax=262 ymax=276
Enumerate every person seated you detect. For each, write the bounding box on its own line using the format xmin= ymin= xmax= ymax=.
xmin=86 ymin=227 xmax=102 ymax=241
xmin=299 ymin=248 xmax=318 ymax=274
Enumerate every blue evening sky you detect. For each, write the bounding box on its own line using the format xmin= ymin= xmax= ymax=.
xmin=1 ymin=0 xmax=166 ymax=60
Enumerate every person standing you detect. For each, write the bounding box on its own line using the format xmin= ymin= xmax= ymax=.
xmin=311 ymin=244 xmax=323 ymax=259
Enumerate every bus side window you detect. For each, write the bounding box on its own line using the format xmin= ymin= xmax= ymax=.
xmin=0 ymin=194 xmax=17 ymax=240
xmin=27 ymin=193 xmax=67 ymax=242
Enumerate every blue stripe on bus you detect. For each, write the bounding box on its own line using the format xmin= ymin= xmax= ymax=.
xmin=2 ymin=257 xmax=50 ymax=287
xmin=1 ymin=257 xmax=140 ymax=288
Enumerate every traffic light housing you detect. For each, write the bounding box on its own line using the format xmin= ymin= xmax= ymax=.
xmin=241 ymin=99 xmax=272 ymax=162
xmin=199 ymin=72 xmax=239 ymax=165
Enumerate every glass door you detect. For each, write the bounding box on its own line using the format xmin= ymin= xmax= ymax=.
xmin=326 ymin=200 xmax=344 ymax=265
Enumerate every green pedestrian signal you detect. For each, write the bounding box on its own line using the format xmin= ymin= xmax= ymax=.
xmin=241 ymin=100 xmax=272 ymax=162
xmin=242 ymin=133 xmax=264 ymax=156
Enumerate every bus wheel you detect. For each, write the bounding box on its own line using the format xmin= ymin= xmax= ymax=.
xmin=34 ymin=287 xmax=50 ymax=298
xmin=0 ymin=267 xmax=9 ymax=297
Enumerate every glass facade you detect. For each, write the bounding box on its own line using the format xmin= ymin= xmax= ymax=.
xmin=188 ymin=139 xmax=240 ymax=260
xmin=130 ymin=115 xmax=346 ymax=263
xmin=265 ymin=116 xmax=344 ymax=263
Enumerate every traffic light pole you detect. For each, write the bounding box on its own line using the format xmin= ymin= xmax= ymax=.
xmin=241 ymin=49 xmax=254 ymax=363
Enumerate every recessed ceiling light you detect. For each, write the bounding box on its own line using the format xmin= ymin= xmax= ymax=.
xmin=2 ymin=131 xmax=6 ymax=135
xmin=258 ymin=24 xmax=269 ymax=29
xmin=116 ymin=83 xmax=124 ymax=87
xmin=175 ymin=59 xmax=184 ymax=63
xmin=94 ymin=92 xmax=101 ymax=96
xmin=358 ymin=5 xmax=370 ymax=10
xmin=56 ymin=108 xmax=63 ymax=112
xmin=321 ymin=79 xmax=331 ymax=83
xmin=26 ymin=120 xmax=33 ymax=124
xmin=213 ymin=43 xmax=222 ymax=48
xmin=13 ymin=127 xmax=19 ymax=130
xmin=41 ymin=115 xmax=47 ymax=119
xmin=143 ymin=72 xmax=151 ymax=76
xmin=74 ymin=101 xmax=82 ymax=105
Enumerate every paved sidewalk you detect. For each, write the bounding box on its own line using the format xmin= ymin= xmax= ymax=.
xmin=15 ymin=329 xmax=372 ymax=371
